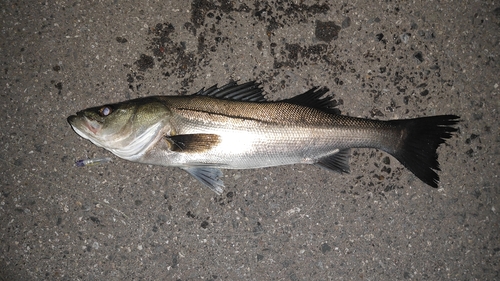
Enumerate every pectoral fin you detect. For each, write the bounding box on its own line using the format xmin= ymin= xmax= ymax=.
xmin=315 ymin=149 xmax=351 ymax=173
xmin=166 ymin=134 xmax=220 ymax=153
xmin=182 ymin=167 xmax=225 ymax=195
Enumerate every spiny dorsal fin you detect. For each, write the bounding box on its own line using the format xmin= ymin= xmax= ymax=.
xmin=193 ymin=81 xmax=266 ymax=102
xmin=282 ymin=87 xmax=341 ymax=115
xmin=166 ymin=134 xmax=221 ymax=153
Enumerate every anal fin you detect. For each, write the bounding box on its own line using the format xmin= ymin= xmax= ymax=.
xmin=182 ymin=167 xmax=225 ymax=195
xmin=315 ymin=148 xmax=351 ymax=173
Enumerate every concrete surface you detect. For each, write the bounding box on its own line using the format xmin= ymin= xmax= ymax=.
xmin=1 ymin=0 xmax=499 ymax=280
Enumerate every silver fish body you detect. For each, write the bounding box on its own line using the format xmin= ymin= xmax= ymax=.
xmin=68 ymin=81 xmax=459 ymax=194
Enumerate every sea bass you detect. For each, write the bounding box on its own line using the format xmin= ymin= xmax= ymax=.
xmin=67 ymin=81 xmax=459 ymax=194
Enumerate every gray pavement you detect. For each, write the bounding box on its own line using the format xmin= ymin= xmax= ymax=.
xmin=1 ymin=1 xmax=499 ymax=280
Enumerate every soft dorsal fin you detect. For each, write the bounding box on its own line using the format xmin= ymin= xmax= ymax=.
xmin=193 ymin=81 xmax=266 ymax=102
xmin=282 ymin=87 xmax=341 ymax=115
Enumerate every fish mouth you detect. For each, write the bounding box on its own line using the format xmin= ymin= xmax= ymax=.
xmin=67 ymin=114 xmax=78 ymax=126
xmin=67 ymin=113 xmax=101 ymax=136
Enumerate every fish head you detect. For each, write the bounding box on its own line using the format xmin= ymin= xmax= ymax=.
xmin=67 ymin=97 xmax=171 ymax=160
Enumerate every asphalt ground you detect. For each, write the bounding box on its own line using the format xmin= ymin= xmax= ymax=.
xmin=1 ymin=1 xmax=499 ymax=280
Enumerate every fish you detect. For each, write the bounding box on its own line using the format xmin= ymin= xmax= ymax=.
xmin=67 ymin=81 xmax=459 ymax=194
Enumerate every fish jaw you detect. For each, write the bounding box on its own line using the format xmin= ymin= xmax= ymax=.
xmin=68 ymin=114 xmax=101 ymax=137
xmin=67 ymin=114 xmax=104 ymax=145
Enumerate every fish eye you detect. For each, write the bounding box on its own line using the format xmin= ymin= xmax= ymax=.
xmin=99 ymin=106 xmax=113 ymax=117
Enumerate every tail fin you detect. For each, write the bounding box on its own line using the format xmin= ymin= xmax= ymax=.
xmin=386 ymin=115 xmax=459 ymax=187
